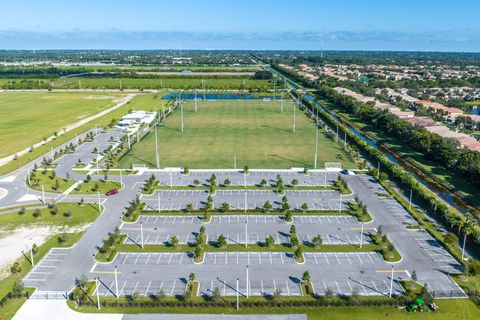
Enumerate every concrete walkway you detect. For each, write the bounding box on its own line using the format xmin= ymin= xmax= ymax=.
xmin=13 ymin=299 xmax=306 ymax=320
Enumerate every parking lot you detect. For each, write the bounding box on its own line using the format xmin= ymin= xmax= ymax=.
xmin=121 ymin=214 xmax=369 ymax=246
xmin=141 ymin=189 xmax=351 ymax=211
xmin=153 ymin=170 xmax=340 ymax=188
xmin=23 ymin=248 xmax=70 ymax=286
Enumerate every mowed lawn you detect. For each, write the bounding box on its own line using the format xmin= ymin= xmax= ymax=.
xmin=119 ymin=100 xmax=356 ymax=169
xmin=0 ymin=92 xmax=123 ymax=158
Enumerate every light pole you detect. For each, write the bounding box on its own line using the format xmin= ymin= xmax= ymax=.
xmin=114 ymin=266 xmax=119 ymax=298
xmin=292 ymin=101 xmax=296 ymax=133
xmin=314 ymin=113 xmax=319 ymax=169
xmin=339 ymin=194 xmax=342 ymax=214
xmin=389 ymin=265 xmax=394 ymax=298
xmin=234 ymin=154 xmax=237 ymax=170
xmin=408 ymin=189 xmax=413 ymax=210
xmin=127 ymin=134 xmax=131 ymax=149
xmin=170 ymin=170 xmax=173 ymax=188
xmin=41 ymin=185 xmax=45 ymax=204
xmin=246 ymin=264 xmax=249 ymax=298
xmin=155 ymin=124 xmax=160 ymax=169
xmin=30 ymin=248 xmax=35 ymax=266
xmin=119 ymin=169 xmax=123 ymax=187
xmin=244 ymin=191 xmax=247 ymax=214
xmin=140 ymin=221 xmax=144 ymax=248
xmin=336 ymin=124 xmax=339 ymax=142
xmin=96 ymin=277 xmax=101 ymax=309
xmin=360 ymin=222 xmax=364 ymax=249
xmin=181 ymin=102 xmax=184 ymax=133
xmin=461 ymin=233 xmax=467 ymax=261
xmin=236 ymin=278 xmax=240 ymax=310
xmin=157 ymin=192 xmax=161 ymax=213
xmin=194 ymin=90 xmax=198 ymax=113
xmin=245 ymin=218 xmax=248 ymax=248
xmin=97 ymin=191 xmax=101 ymax=212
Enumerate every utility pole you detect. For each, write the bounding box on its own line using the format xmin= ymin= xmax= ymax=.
xmin=155 ymin=125 xmax=160 ymax=169
xmin=324 ymin=169 xmax=327 ymax=187
xmin=336 ymin=125 xmax=339 ymax=142
xmin=339 ymin=194 xmax=342 ymax=214
xmin=114 ymin=266 xmax=119 ymax=298
xmin=462 ymin=233 xmax=467 ymax=260
xmin=42 ymin=185 xmax=45 ymax=204
xmin=30 ymin=248 xmax=35 ymax=266
xmin=119 ymin=169 xmax=123 ymax=186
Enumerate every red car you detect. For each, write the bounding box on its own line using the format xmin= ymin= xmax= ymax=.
xmin=105 ymin=189 xmax=119 ymax=196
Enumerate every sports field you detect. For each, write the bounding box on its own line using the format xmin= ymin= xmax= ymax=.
xmin=118 ymin=99 xmax=356 ymax=169
xmin=0 ymin=92 xmax=124 ymax=158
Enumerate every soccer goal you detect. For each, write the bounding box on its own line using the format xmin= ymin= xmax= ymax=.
xmin=324 ymin=162 xmax=342 ymax=171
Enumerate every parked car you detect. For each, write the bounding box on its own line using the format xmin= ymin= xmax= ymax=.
xmin=105 ymin=189 xmax=119 ymax=196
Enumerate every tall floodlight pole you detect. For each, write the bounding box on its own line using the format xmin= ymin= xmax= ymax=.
xmin=127 ymin=134 xmax=131 ymax=149
xmin=114 ymin=266 xmax=119 ymax=298
xmin=181 ymin=102 xmax=184 ymax=133
xmin=246 ymin=265 xmax=249 ymax=298
xmin=194 ymin=90 xmax=198 ymax=112
xmin=336 ymin=125 xmax=339 ymax=142
xmin=170 ymin=170 xmax=173 ymax=188
xmin=378 ymin=162 xmax=381 ymax=176
xmin=292 ymin=101 xmax=296 ymax=133
xmin=314 ymin=113 xmax=319 ymax=169
xmin=50 ymin=147 xmax=54 ymax=161
xmin=281 ymin=92 xmax=284 ymax=113
xmin=154 ymin=125 xmax=160 ymax=169
xmin=234 ymin=154 xmax=237 ymax=170
xmin=140 ymin=221 xmax=144 ymax=248
xmin=462 ymin=233 xmax=467 ymax=260
xmin=42 ymin=185 xmax=45 ymax=204
xmin=95 ymin=277 xmax=101 ymax=309
xmin=389 ymin=265 xmax=394 ymax=298
xmin=360 ymin=222 xmax=364 ymax=249
xmin=236 ymin=278 xmax=240 ymax=310
xmin=157 ymin=192 xmax=161 ymax=213
xmin=324 ymin=168 xmax=327 ymax=187
xmin=119 ymin=169 xmax=123 ymax=186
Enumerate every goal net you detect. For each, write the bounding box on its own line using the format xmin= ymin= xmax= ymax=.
xmin=324 ymin=162 xmax=342 ymax=171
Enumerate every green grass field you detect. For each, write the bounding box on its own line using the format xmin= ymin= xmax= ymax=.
xmin=118 ymin=100 xmax=356 ymax=169
xmin=0 ymin=92 xmax=124 ymax=158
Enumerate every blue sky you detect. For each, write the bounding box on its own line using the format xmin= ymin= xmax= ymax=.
xmin=0 ymin=0 xmax=479 ymax=51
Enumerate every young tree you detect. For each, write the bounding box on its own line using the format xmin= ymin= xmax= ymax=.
xmin=211 ymin=286 xmax=221 ymax=302
xmin=302 ymin=271 xmax=311 ymax=283
xmin=170 ymin=235 xmax=179 ymax=248
xmin=186 ymin=203 xmax=194 ymax=212
xmin=12 ymin=281 xmax=24 ymax=295
xmin=219 ymin=202 xmax=230 ymax=213
xmin=263 ymin=201 xmax=273 ymax=212
xmin=224 ymin=178 xmax=231 ymax=187
xmin=284 ymin=211 xmax=293 ymax=222
xmin=210 ymin=174 xmax=217 ymax=187
xmin=312 ymin=234 xmax=323 ymax=248
xmin=189 ymin=272 xmax=196 ymax=282
xmin=300 ymin=202 xmax=308 ymax=212
xmin=157 ymin=288 xmax=166 ymax=300
xmin=193 ymin=179 xmax=200 ymax=186
xmin=194 ymin=246 xmax=204 ymax=260
xmin=291 ymin=179 xmax=299 ymax=187
xmin=217 ymin=234 xmax=227 ymax=248
xmin=411 ymin=270 xmax=417 ymax=282
xmin=33 ymin=208 xmax=41 ymax=218
xmin=290 ymin=225 xmax=297 ymax=235
xmin=265 ymin=235 xmax=275 ymax=247
xmin=18 ymin=207 xmax=26 ymax=215
xmin=294 ymin=246 xmax=303 ymax=259
xmin=290 ymin=234 xmax=300 ymax=247
xmin=10 ymin=262 xmax=22 ymax=275
xmin=243 ymin=166 xmax=249 ymax=174
xmin=259 ymin=179 xmax=267 ymax=187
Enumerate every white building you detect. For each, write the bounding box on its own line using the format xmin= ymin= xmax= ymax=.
xmin=116 ymin=110 xmax=156 ymax=133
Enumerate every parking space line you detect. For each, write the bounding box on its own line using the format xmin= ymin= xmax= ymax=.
xmin=145 ymin=281 xmax=152 ymax=296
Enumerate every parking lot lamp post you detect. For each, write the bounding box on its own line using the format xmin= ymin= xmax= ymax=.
xmin=30 ymin=248 xmax=35 ymax=266
xmin=50 ymin=147 xmax=54 ymax=161
xmin=360 ymin=222 xmax=364 ymax=249
xmin=389 ymin=265 xmax=394 ymax=298
xmin=324 ymin=169 xmax=327 ymax=187
xmin=97 ymin=191 xmax=101 ymax=212
xmin=245 ymin=218 xmax=248 ymax=248
xmin=181 ymin=102 xmax=184 ymax=133
xmin=246 ymin=265 xmax=249 ymax=298
xmin=127 ymin=134 xmax=131 ymax=149
xmin=114 ymin=266 xmax=119 ymax=298
xmin=344 ymin=132 xmax=347 ymax=148
xmin=170 ymin=170 xmax=173 ymax=188
xmin=292 ymin=101 xmax=296 ymax=133
xmin=408 ymin=190 xmax=413 ymax=210
xmin=244 ymin=191 xmax=247 ymax=214
xmin=339 ymin=194 xmax=342 ymax=214
xmin=154 ymin=124 xmax=160 ymax=169
xmin=234 ymin=154 xmax=237 ymax=170
xmin=96 ymin=277 xmax=101 ymax=309
xmin=461 ymin=233 xmax=467 ymax=261
xmin=140 ymin=222 xmax=144 ymax=248
xmin=236 ymin=278 xmax=240 ymax=310
xmin=42 ymin=185 xmax=45 ymax=204
xmin=27 ymin=168 xmax=30 ymax=186
xmin=119 ymin=169 xmax=123 ymax=186
xmin=377 ymin=162 xmax=380 ymax=176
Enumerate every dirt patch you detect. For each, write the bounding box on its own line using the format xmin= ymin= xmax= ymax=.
xmin=0 ymin=225 xmax=88 ymax=280
xmin=81 ymin=95 xmax=119 ymax=100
